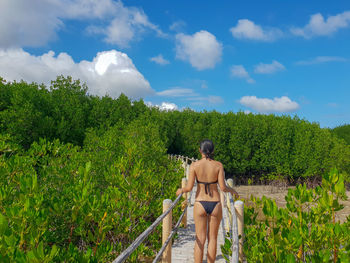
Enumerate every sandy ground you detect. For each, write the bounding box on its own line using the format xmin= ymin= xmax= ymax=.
xmin=234 ymin=185 xmax=350 ymax=223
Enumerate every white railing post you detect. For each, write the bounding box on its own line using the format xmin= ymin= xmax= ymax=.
xmin=186 ymin=165 xmax=190 ymax=180
xmin=234 ymin=200 xmax=244 ymax=262
xmin=226 ymin=178 xmax=239 ymax=263
xmin=181 ymin=178 xmax=187 ymax=228
xmin=226 ymin=179 xmax=234 ymax=226
xmin=162 ymin=199 xmax=172 ymax=263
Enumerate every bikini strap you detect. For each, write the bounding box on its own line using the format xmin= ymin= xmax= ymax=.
xmin=196 ymin=178 xmax=218 ymax=196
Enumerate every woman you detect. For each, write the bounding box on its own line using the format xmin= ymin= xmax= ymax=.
xmin=176 ymin=139 xmax=239 ymax=263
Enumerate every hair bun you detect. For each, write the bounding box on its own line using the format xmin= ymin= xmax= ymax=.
xmin=200 ymin=139 xmax=214 ymax=159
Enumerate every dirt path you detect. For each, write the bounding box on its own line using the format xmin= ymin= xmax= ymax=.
xmin=234 ymin=185 xmax=350 ymax=223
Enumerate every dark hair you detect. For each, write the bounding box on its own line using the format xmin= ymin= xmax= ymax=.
xmin=200 ymin=139 xmax=214 ymax=159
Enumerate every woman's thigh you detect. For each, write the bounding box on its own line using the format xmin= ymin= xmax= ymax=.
xmin=208 ymin=202 xmax=222 ymax=239
xmin=194 ymin=202 xmax=208 ymax=239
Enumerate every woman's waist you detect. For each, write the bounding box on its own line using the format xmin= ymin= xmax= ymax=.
xmin=195 ymin=191 xmax=221 ymax=202
xmin=195 ymin=198 xmax=221 ymax=202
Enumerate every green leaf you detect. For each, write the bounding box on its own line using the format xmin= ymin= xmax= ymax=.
xmin=0 ymin=213 xmax=8 ymax=235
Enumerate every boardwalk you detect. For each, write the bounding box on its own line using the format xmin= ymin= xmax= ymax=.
xmin=172 ymin=185 xmax=227 ymax=263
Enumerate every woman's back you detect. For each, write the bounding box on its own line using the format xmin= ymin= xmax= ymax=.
xmin=193 ymin=158 xmax=222 ymax=202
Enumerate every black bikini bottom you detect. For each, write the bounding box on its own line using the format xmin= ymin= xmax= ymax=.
xmin=197 ymin=201 xmax=220 ymax=215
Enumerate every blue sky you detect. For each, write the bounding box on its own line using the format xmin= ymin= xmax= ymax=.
xmin=0 ymin=0 xmax=349 ymax=128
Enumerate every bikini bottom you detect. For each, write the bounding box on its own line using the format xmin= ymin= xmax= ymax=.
xmin=197 ymin=201 xmax=220 ymax=215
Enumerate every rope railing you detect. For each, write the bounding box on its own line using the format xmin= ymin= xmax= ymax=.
xmin=112 ymin=194 xmax=183 ymax=263
xmin=152 ymin=203 xmax=188 ymax=263
xmin=113 ymin=154 xmax=196 ymax=263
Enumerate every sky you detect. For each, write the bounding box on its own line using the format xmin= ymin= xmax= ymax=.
xmin=0 ymin=0 xmax=349 ymax=128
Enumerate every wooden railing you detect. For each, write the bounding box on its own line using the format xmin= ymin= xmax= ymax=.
xmin=113 ymin=154 xmax=197 ymax=263
xmin=113 ymin=154 xmax=244 ymax=263
xmin=222 ymin=179 xmax=244 ymax=263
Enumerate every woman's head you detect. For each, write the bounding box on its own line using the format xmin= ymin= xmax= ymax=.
xmin=200 ymin=139 xmax=214 ymax=159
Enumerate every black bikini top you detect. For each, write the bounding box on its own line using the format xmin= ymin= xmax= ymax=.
xmin=196 ymin=178 xmax=218 ymax=197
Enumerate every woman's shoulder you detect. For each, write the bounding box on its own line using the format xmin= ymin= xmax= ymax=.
xmin=192 ymin=159 xmax=223 ymax=167
xmin=190 ymin=160 xmax=200 ymax=167
xmin=212 ymin=160 xmax=223 ymax=168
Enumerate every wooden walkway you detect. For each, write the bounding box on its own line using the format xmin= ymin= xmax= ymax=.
xmin=172 ymin=185 xmax=227 ymax=263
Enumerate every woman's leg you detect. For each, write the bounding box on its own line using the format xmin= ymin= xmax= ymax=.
xmin=193 ymin=202 xmax=208 ymax=263
xmin=207 ymin=202 xmax=222 ymax=263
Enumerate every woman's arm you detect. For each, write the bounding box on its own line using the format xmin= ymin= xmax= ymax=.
xmin=176 ymin=163 xmax=196 ymax=196
xmin=217 ymin=163 xmax=239 ymax=198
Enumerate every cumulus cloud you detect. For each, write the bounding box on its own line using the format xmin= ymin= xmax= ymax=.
xmin=146 ymin=101 xmax=178 ymax=111
xmin=295 ymin=56 xmax=347 ymax=65
xmin=254 ymin=60 xmax=286 ymax=74
xmin=159 ymin=102 xmax=178 ymax=111
xmin=0 ymin=0 xmax=61 ymax=48
xmin=239 ymin=96 xmax=299 ymax=113
xmin=230 ymin=19 xmax=283 ymax=41
xmin=230 ymin=65 xmax=255 ymax=84
xmin=99 ymin=1 xmax=166 ymax=47
xmin=156 ymin=88 xmax=197 ymax=97
xmin=175 ymin=30 xmax=223 ymax=70
xmin=0 ymin=0 xmax=164 ymax=48
xmin=291 ymin=11 xmax=350 ymax=38
xmin=150 ymin=54 xmax=170 ymax=65
xmin=0 ymin=49 xmax=153 ymax=98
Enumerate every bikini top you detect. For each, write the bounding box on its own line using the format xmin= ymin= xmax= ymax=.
xmin=196 ymin=178 xmax=218 ymax=197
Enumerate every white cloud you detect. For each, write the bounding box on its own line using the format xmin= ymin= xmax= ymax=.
xmin=187 ymin=95 xmax=224 ymax=105
xmin=156 ymin=88 xmax=197 ymax=97
xmin=0 ymin=0 xmax=164 ymax=48
xmin=230 ymin=65 xmax=255 ymax=84
xmin=169 ymin=20 xmax=186 ymax=32
xmin=230 ymin=19 xmax=283 ymax=41
xmin=99 ymin=1 xmax=166 ymax=47
xmin=208 ymin=96 xmax=224 ymax=104
xmin=175 ymin=30 xmax=222 ymax=70
xmin=0 ymin=0 xmax=61 ymax=48
xmin=155 ymin=86 xmax=223 ymax=106
xmin=291 ymin=11 xmax=350 ymax=38
xmin=0 ymin=49 xmax=153 ymax=98
xmin=146 ymin=101 xmax=178 ymax=111
xmin=150 ymin=54 xmax=170 ymax=65
xmin=295 ymin=56 xmax=347 ymax=65
xmin=159 ymin=102 xmax=178 ymax=111
xmin=239 ymin=96 xmax=299 ymax=113
xmin=254 ymin=60 xmax=286 ymax=74
xmin=59 ymin=0 xmax=118 ymax=19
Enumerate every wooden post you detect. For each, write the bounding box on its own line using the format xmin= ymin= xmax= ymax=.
xmin=227 ymin=178 xmax=234 ymax=188
xmin=234 ymin=200 xmax=244 ymax=262
xmin=162 ymin=199 xmax=172 ymax=263
xmin=226 ymin=179 xmax=234 ymax=223
xmin=186 ymin=165 xmax=190 ymax=180
xmin=181 ymin=178 xmax=187 ymax=228
xmin=220 ymin=189 xmax=229 ymax=233
xmin=182 ymin=165 xmax=186 ymax=178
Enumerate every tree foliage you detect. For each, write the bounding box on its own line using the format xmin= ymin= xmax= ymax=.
xmin=332 ymin=124 xmax=350 ymax=145
xmin=0 ymin=76 xmax=349 ymax=261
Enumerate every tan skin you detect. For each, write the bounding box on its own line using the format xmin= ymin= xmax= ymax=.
xmin=176 ymin=149 xmax=239 ymax=263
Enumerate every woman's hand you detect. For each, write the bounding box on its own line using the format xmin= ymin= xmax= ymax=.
xmin=176 ymin=188 xmax=183 ymax=196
